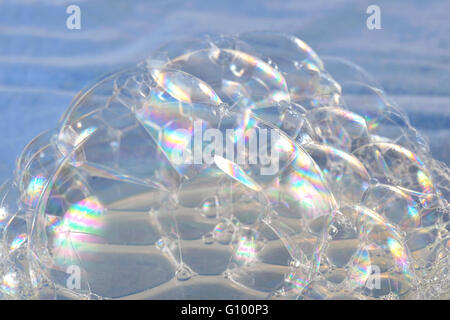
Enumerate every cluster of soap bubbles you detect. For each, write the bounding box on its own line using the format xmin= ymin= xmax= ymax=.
xmin=0 ymin=32 xmax=448 ymax=300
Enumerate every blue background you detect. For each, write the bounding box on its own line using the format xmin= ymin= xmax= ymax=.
xmin=0 ymin=0 xmax=449 ymax=182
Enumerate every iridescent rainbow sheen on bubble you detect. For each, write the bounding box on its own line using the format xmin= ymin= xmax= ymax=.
xmin=59 ymin=197 xmax=104 ymax=236
xmin=285 ymin=271 xmax=309 ymax=292
xmin=230 ymin=50 xmax=288 ymax=101
xmin=349 ymin=249 xmax=371 ymax=287
xmin=235 ymin=235 xmax=258 ymax=262
xmin=387 ymin=237 xmax=410 ymax=273
xmin=24 ymin=174 xmax=46 ymax=207
xmin=152 ymin=69 xmax=222 ymax=105
xmin=9 ymin=233 xmax=27 ymax=252
xmin=50 ymin=197 xmax=106 ymax=268
xmin=417 ymin=170 xmax=432 ymax=191
xmin=152 ymin=69 xmax=192 ymax=103
xmin=75 ymin=127 xmax=97 ymax=146
xmin=1 ymin=272 xmax=18 ymax=296
xmin=214 ymin=155 xmax=262 ymax=192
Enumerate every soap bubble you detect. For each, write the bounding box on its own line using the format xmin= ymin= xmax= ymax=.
xmin=0 ymin=32 xmax=448 ymax=300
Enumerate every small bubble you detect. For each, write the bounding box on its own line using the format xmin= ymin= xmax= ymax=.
xmin=202 ymin=232 xmax=214 ymax=245
xmin=217 ymin=103 xmax=229 ymax=116
xmin=199 ymin=198 xmax=217 ymax=218
xmin=109 ymin=141 xmax=119 ymax=151
xmin=214 ymin=222 xmax=233 ymax=244
xmin=155 ymin=238 xmax=165 ymax=250
xmin=329 ymin=225 xmax=338 ymax=237
xmin=176 ymin=266 xmax=192 ymax=281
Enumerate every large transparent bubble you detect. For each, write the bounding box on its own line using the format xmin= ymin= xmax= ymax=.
xmin=0 ymin=32 xmax=448 ymax=300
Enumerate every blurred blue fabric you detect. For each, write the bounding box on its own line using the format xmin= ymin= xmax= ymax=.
xmin=0 ymin=0 xmax=449 ymax=182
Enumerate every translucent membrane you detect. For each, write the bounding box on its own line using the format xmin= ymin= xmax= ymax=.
xmin=166 ymin=48 xmax=290 ymax=110
xmin=0 ymin=32 xmax=448 ymax=300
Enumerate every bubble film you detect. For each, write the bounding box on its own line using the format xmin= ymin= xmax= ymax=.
xmin=0 ymin=32 xmax=448 ymax=300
